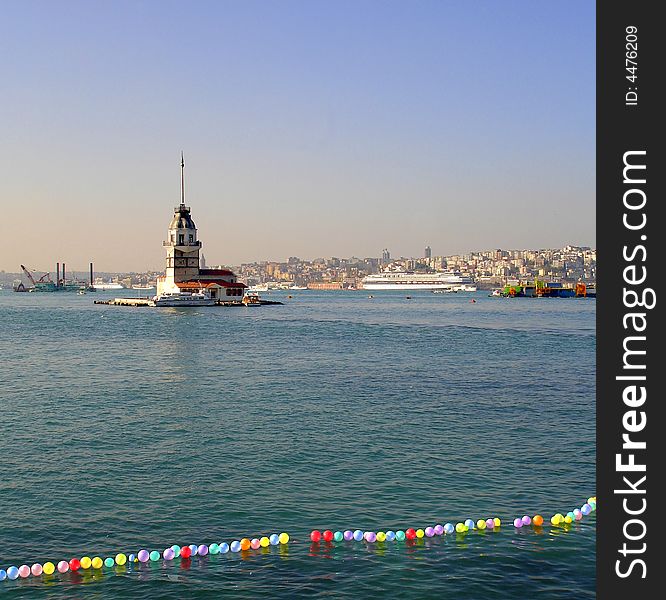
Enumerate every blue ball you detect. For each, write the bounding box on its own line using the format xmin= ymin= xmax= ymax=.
xmin=385 ymin=530 xmax=396 ymax=541
xmin=220 ymin=542 xmax=230 ymax=553
xmin=230 ymin=541 xmax=241 ymax=552
xmin=269 ymin=534 xmax=280 ymax=545
xmin=0 ymin=569 xmax=7 ymax=582
xmin=465 ymin=519 xmax=475 ymax=529
xmin=189 ymin=544 xmax=198 ymax=555
xmin=444 ymin=523 xmax=455 ymax=534
xmin=353 ymin=529 xmax=364 ymax=541
xmin=6 ymin=566 xmax=19 ymax=580
xmin=128 ymin=553 xmax=136 ymax=563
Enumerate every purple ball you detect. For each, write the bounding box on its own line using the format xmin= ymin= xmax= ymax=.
xmin=364 ymin=531 xmax=377 ymax=543
xmin=433 ymin=524 xmax=444 ymax=535
xmin=343 ymin=530 xmax=353 ymax=541
xmin=424 ymin=526 xmax=435 ymax=537
xmin=486 ymin=519 xmax=495 ymax=529
xmin=513 ymin=518 xmax=523 ymax=528
xmin=522 ymin=515 xmax=531 ymax=526
xmin=197 ymin=544 xmax=208 ymax=556
xmin=163 ymin=548 xmax=175 ymax=561
xmin=138 ymin=549 xmax=149 ymax=562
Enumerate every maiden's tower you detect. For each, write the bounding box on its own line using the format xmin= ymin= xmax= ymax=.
xmin=155 ymin=155 xmax=246 ymax=301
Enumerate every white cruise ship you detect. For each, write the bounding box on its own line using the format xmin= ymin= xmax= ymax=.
xmin=92 ymin=278 xmax=124 ymax=290
xmin=361 ymin=271 xmax=475 ymax=290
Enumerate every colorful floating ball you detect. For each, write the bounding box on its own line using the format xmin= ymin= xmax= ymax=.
xmin=250 ymin=539 xmax=260 ymax=550
xmin=149 ymin=550 xmax=161 ymax=561
xmin=269 ymin=534 xmax=280 ymax=545
xmin=405 ymin=528 xmax=416 ymax=540
xmin=486 ymin=519 xmax=495 ymax=529
xmin=278 ymin=533 xmax=290 ymax=544
xmin=386 ymin=531 xmax=396 ymax=541
xmin=104 ymin=557 xmax=115 ymax=568
xmin=581 ymin=504 xmax=592 ymax=515
xmin=171 ymin=545 xmax=181 ymax=558
xmin=198 ymin=544 xmax=209 ymax=556
xmin=533 ymin=515 xmax=544 ymax=526
xmin=425 ymin=526 xmax=435 ymax=537
xmin=564 ymin=515 xmax=573 ymax=524
xmin=43 ymin=562 xmax=56 ymax=575
xmin=377 ymin=531 xmax=387 ymax=542
xmin=239 ymin=538 xmax=251 ymax=551
xmin=494 ymin=518 xmax=501 ymax=527
xmin=464 ymin=519 xmax=475 ymax=530
xmin=322 ymin=530 xmax=333 ymax=542
xmin=220 ymin=542 xmax=230 ymax=553
xmin=550 ymin=514 xmax=561 ymax=526
xmin=343 ymin=530 xmax=354 ymax=541
xmin=0 ymin=569 xmax=6 ymax=581
xmin=209 ymin=543 xmax=220 ymax=555
xmin=6 ymin=566 xmax=19 ymax=580
xmin=444 ymin=523 xmax=454 ymax=534
xmin=188 ymin=544 xmax=198 ymax=556
xmin=116 ymin=553 xmax=127 ymax=566
xmin=587 ymin=496 xmax=596 ymax=505
xmin=31 ymin=563 xmax=43 ymax=576
xmin=57 ymin=560 xmax=70 ymax=573
xmin=366 ymin=532 xmax=378 ymax=543
xmin=513 ymin=518 xmax=523 ymax=528
xmin=353 ymin=530 xmax=364 ymax=542
xmin=333 ymin=531 xmax=343 ymax=542
xmin=455 ymin=523 xmax=465 ymax=533
xmin=137 ymin=550 xmax=149 ymax=563
xmin=79 ymin=556 xmax=91 ymax=569
xmin=129 ymin=554 xmax=137 ymax=563
xmin=92 ymin=557 xmax=103 ymax=569
xmin=230 ymin=541 xmax=241 ymax=553
xmin=434 ymin=524 xmax=444 ymax=535
xmin=180 ymin=545 xmax=192 ymax=558
xmin=415 ymin=529 xmax=425 ymax=539
xmin=18 ymin=565 xmax=30 ymax=578
xmin=396 ymin=530 xmax=406 ymax=541
xmin=69 ymin=558 xmax=81 ymax=572
xmin=260 ymin=537 xmax=270 ymax=548
xmin=310 ymin=530 xmax=322 ymax=542
xmin=590 ymin=502 xmax=596 ymax=511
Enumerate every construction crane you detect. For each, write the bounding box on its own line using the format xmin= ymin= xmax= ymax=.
xmin=20 ymin=265 xmax=52 ymax=286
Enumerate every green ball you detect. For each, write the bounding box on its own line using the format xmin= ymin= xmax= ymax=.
xmin=209 ymin=543 xmax=220 ymax=554
xmin=333 ymin=531 xmax=343 ymax=542
xmin=149 ymin=551 xmax=160 ymax=561
xmin=396 ymin=530 xmax=406 ymax=541
xmin=104 ymin=557 xmax=115 ymax=568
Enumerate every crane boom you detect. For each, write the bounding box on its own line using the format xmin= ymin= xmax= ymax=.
xmin=20 ymin=264 xmax=37 ymax=286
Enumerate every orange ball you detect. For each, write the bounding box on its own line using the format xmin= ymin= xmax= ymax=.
xmin=533 ymin=515 xmax=544 ymax=526
xmin=240 ymin=538 xmax=251 ymax=551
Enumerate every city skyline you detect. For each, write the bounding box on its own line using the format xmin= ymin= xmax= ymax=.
xmin=2 ymin=1 xmax=595 ymax=272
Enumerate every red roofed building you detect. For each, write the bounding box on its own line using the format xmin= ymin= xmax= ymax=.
xmin=156 ymin=155 xmax=246 ymax=301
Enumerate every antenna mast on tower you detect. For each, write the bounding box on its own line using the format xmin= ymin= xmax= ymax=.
xmin=180 ymin=151 xmax=185 ymax=206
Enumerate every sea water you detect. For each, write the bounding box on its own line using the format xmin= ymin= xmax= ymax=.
xmin=0 ymin=290 xmax=595 ymax=598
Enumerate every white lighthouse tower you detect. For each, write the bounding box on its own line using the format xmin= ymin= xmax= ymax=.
xmin=156 ymin=154 xmax=202 ymax=295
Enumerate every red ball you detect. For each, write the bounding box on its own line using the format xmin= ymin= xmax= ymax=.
xmin=180 ymin=546 xmax=192 ymax=558
xmin=310 ymin=530 xmax=322 ymax=542
xmin=405 ymin=528 xmax=416 ymax=540
xmin=322 ymin=530 xmax=333 ymax=542
xmin=69 ymin=558 xmax=81 ymax=571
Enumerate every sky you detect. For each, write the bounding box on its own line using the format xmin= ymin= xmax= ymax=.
xmin=1 ymin=0 xmax=595 ymax=273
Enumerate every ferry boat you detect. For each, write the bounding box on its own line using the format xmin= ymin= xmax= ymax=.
xmin=150 ymin=290 xmax=215 ymax=307
xmin=361 ymin=271 xmax=475 ymax=291
xmin=92 ymin=278 xmax=124 ymax=290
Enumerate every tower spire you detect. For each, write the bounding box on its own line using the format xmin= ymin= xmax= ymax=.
xmin=180 ymin=151 xmax=185 ymax=206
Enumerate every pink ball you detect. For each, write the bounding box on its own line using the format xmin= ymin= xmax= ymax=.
xmin=57 ymin=560 xmax=69 ymax=573
xmin=163 ymin=547 xmax=175 ymax=560
xmin=18 ymin=565 xmax=31 ymax=578
xmin=513 ymin=518 xmax=523 ymax=528
xmin=522 ymin=515 xmax=531 ymax=526
xmin=31 ymin=563 xmax=43 ymax=576
xmin=486 ymin=519 xmax=495 ymax=529
xmin=250 ymin=539 xmax=261 ymax=550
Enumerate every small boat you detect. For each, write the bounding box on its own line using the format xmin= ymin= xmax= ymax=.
xmin=368 ymin=295 xmax=374 ymax=299
xmin=490 ymin=289 xmax=502 ymax=297
xmin=242 ymin=292 xmax=262 ymax=306
xmin=150 ymin=291 xmax=215 ymax=307
xmin=78 ymin=290 xmax=87 ymax=295
xmin=405 ymin=296 xmax=412 ymax=299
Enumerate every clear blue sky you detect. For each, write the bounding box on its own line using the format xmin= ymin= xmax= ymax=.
xmin=1 ymin=0 xmax=595 ymax=272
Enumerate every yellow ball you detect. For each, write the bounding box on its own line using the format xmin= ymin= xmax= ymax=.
xmin=564 ymin=516 xmax=573 ymax=524
xmin=493 ymin=518 xmax=501 ymax=527
xmin=42 ymin=562 xmax=55 ymax=575
xmin=80 ymin=556 xmax=92 ymax=569
xmin=455 ymin=522 xmax=465 ymax=533
xmin=476 ymin=519 xmax=486 ymax=530
xmin=416 ymin=529 xmax=424 ymax=539
xmin=115 ymin=553 xmax=127 ymax=566
xmin=260 ymin=536 xmax=270 ymax=548
xmin=588 ymin=496 xmax=596 ymax=505
xmin=91 ymin=557 xmax=103 ymax=569
xmin=278 ymin=532 xmax=289 ymax=544
xmin=550 ymin=514 xmax=561 ymax=525
xmin=376 ymin=531 xmax=386 ymax=542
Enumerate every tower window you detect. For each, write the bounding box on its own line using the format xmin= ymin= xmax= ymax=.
xmin=178 ymin=234 xmax=184 ymax=245
xmin=189 ymin=234 xmax=194 ymax=243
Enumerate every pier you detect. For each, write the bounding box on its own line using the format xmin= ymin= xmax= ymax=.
xmin=94 ymin=298 xmax=283 ymax=307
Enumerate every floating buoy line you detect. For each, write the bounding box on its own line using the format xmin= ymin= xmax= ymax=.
xmin=0 ymin=497 xmax=595 ymax=584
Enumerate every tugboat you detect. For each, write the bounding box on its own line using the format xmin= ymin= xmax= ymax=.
xmin=242 ymin=292 xmax=262 ymax=306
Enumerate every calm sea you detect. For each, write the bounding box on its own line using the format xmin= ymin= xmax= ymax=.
xmin=0 ymin=289 xmax=595 ymax=598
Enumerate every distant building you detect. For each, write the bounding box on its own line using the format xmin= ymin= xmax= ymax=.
xmin=156 ymin=155 xmax=246 ymax=300
xmin=381 ymin=248 xmax=391 ymax=263
xmin=425 ymin=246 xmax=432 ymax=259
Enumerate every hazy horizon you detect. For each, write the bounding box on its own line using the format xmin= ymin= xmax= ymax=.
xmin=2 ymin=0 xmax=595 ymax=273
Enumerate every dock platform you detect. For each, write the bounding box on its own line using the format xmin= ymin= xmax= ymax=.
xmin=93 ymin=298 xmax=284 ymax=307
